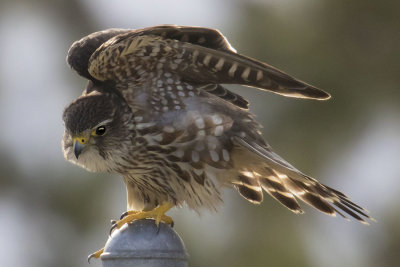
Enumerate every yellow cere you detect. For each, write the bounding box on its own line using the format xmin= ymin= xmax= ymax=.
xmin=73 ymin=136 xmax=88 ymax=144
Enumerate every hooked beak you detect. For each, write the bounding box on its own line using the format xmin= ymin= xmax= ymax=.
xmin=73 ymin=137 xmax=88 ymax=159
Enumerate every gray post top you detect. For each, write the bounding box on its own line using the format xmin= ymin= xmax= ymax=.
xmin=101 ymin=219 xmax=189 ymax=267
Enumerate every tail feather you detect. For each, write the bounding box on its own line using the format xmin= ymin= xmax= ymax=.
xmin=297 ymin=176 xmax=372 ymax=223
xmin=234 ymin=166 xmax=373 ymax=224
xmin=231 ymin=118 xmax=373 ymax=224
xmin=284 ymin=174 xmax=372 ymax=223
xmin=276 ymin=173 xmax=337 ymax=216
xmin=331 ymin=207 xmax=350 ymax=220
xmin=340 ymin=198 xmax=369 ymax=216
xmin=334 ymin=201 xmax=368 ymax=224
xmin=259 ymin=178 xmax=303 ymax=214
xmin=297 ymin=192 xmax=336 ymax=215
xmin=233 ymin=174 xmax=263 ymax=204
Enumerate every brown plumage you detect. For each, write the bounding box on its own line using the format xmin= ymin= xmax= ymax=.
xmin=63 ymin=25 xmax=372 ymax=229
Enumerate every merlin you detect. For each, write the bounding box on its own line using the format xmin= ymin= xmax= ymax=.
xmin=62 ymin=25 xmax=372 ymax=260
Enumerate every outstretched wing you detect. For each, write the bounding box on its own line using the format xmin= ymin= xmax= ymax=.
xmin=86 ymin=25 xmax=330 ymax=101
xmin=67 ymin=26 xmax=249 ymax=108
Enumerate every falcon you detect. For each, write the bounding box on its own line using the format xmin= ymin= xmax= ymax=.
xmin=62 ymin=25 xmax=373 ymax=260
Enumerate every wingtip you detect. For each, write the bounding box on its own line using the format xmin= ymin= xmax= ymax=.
xmin=282 ymin=87 xmax=331 ymax=100
xmin=307 ymin=87 xmax=331 ymax=101
xmin=318 ymin=91 xmax=331 ymax=101
xmin=320 ymin=93 xmax=331 ymax=100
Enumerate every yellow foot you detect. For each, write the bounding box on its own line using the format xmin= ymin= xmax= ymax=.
xmin=110 ymin=202 xmax=174 ymax=234
xmin=88 ymin=248 xmax=103 ymax=263
xmin=88 ymin=202 xmax=174 ymax=262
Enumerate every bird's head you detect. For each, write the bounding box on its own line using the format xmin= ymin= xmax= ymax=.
xmin=62 ymin=92 xmax=132 ymax=172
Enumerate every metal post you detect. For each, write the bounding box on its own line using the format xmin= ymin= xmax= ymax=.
xmin=101 ymin=219 xmax=189 ymax=267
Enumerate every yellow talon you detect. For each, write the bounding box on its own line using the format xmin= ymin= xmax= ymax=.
xmin=88 ymin=248 xmax=103 ymax=263
xmin=114 ymin=202 xmax=174 ymax=229
xmin=88 ymin=202 xmax=174 ymax=261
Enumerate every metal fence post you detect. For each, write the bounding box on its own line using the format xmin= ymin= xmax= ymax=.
xmin=101 ymin=219 xmax=189 ymax=267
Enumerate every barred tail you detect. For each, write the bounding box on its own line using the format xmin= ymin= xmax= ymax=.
xmin=233 ymin=166 xmax=373 ymax=224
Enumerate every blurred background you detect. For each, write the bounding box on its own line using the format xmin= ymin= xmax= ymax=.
xmin=0 ymin=0 xmax=399 ymax=266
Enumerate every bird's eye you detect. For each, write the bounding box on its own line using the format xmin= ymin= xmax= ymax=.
xmin=95 ymin=126 xmax=106 ymax=136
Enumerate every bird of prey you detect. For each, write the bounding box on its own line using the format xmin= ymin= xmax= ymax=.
xmin=62 ymin=25 xmax=372 ymax=260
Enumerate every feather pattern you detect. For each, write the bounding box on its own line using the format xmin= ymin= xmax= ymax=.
xmin=63 ymin=25 xmax=372 ymax=224
xmin=86 ymin=25 xmax=330 ymax=100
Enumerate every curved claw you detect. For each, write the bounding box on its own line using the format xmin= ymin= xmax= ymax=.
xmin=120 ymin=211 xmax=129 ymax=220
xmin=109 ymin=223 xmax=118 ymax=236
xmin=155 ymin=218 xmax=174 ymax=233
xmin=87 ymin=253 xmax=94 ymax=264
xmin=110 ymin=219 xmax=117 ymax=225
xmin=88 ymin=248 xmax=103 ymax=263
